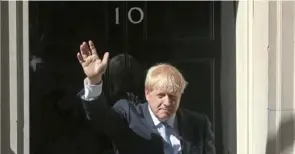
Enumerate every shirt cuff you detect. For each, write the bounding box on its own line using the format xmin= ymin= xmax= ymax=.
xmin=81 ymin=78 xmax=103 ymax=101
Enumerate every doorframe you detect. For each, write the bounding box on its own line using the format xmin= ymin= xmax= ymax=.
xmin=0 ymin=1 xmax=271 ymax=154
xmin=235 ymin=1 xmax=269 ymax=154
xmin=0 ymin=1 xmax=30 ymax=154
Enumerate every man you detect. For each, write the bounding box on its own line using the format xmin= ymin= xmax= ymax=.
xmin=77 ymin=40 xmax=216 ymax=154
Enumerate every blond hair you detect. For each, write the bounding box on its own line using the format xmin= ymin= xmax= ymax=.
xmin=144 ymin=63 xmax=187 ymax=94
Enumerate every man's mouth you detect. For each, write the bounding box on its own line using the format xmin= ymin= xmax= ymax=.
xmin=160 ymin=108 xmax=171 ymax=111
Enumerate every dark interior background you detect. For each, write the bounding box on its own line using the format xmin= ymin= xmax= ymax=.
xmin=29 ymin=1 xmax=222 ymax=154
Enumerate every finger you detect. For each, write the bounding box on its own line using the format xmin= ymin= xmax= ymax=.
xmin=80 ymin=42 xmax=91 ymax=59
xmin=77 ymin=52 xmax=84 ymax=64
xmin=101 ymin=52 xmax=109 ymax=65
xmin=88 ymin=40 xmax=98 ymax=56
xmin=83 ymin=42 xmax=92 ymax=55
xmin=80 ymin=43 xmax=87 ymax=59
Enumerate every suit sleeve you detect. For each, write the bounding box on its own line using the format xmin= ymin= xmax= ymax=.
xmin=78 ymin=78 xmax=129 ymax=139
xmin=203 ymin=116 xmax=216 ymax=154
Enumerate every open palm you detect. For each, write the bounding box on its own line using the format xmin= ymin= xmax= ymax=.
xmin=77 ymin=41 xmax=109 ymax=81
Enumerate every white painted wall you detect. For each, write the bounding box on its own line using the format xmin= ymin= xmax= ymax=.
xmin=236 ymin=1 xmax=295 ymax=154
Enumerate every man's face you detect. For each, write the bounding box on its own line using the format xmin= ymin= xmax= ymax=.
xmin=145 ymin=88 xmax=181 ymax=121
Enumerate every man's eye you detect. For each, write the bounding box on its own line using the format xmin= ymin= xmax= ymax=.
xmin=169 ymin=95 xmax=178 ymax=100
xmin=158 ymin=94 xmax=165 ymax=98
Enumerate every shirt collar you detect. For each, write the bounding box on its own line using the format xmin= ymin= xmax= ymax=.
xmin=148 ymin=105 xmax=175 ymax=128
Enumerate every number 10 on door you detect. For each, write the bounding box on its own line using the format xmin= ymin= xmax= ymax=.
xmin=115 ymin=7 xmax=144 ymax=24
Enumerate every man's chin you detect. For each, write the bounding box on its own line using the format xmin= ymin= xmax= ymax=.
xmin=158 ymin=113 xmax=172 ymax=121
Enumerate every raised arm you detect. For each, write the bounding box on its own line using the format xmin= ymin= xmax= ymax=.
xmin=77 ymin=40 xmax=128 ymax=138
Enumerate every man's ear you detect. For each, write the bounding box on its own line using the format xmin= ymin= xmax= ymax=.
xmin=145 ymin=88 xmax=149 ymax=95
xmin=145 ymin=88 xmax=150 ymax=99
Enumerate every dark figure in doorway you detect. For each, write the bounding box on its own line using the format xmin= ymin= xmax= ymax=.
xmin=106 ymin=53 xmax=145 ymax=105
xmin=99 ymin=53 xmax=146 ymax=153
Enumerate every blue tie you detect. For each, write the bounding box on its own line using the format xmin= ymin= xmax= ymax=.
xmin=161 ymin=122 xmax=174 ymax=154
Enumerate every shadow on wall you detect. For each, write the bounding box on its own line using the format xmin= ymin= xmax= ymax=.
xmin=265 ymin=115 xmax=295 ymax=154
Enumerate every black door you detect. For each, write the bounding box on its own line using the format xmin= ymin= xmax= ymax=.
xmin=29 ymin=1 xmax=222 ymax=154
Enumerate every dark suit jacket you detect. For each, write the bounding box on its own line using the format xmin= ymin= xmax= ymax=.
xmin=80 ymin=92 xmax=216 ymax=154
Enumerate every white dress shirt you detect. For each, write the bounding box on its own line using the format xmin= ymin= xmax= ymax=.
xmin=82 ymin=78 xmax=182 ymax=154
xmin=148 ymin=106 xmax=182 ymax=154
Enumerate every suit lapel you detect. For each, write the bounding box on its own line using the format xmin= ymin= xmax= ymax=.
xmin=177 ymin=109 xmax=195 ymax=154
xmin=142 ymin=103 xmax=159 ymax=134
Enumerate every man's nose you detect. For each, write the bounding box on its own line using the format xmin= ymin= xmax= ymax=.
xmin=163 ymin=95 xmax=171 ymax=106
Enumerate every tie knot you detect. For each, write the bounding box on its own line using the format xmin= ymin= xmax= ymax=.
xmin=161 ymin=122 xmax=170 ymax=128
